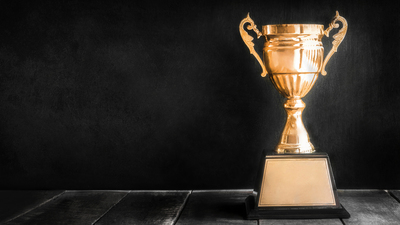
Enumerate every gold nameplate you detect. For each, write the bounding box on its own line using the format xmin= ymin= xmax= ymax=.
xmin=258 ymin=158 xmax=335 ymax=207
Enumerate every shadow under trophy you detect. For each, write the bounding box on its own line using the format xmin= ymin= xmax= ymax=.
xmin=240 ymin=11 xmax=350 ymax=219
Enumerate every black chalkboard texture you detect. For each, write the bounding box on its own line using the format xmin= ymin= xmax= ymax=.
xmin=0 ymin=0 xmax=399 ymax=189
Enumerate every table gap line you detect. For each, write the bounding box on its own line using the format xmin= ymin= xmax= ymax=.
xmin=387 ymin=190 xmax=400 ymax=204
xmin=92 ymin=190 xmax=131 ymax=225
xmin=173 ymin=190 xmax=193 ymax=225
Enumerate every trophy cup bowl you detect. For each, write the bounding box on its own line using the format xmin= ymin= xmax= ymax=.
xmin=240 ymin=11 xmax=347 ymax=154
xmin=264 ymin=24 xmax=324 ymax=154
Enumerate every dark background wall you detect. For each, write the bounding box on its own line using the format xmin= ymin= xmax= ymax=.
xmin=0 ymin=0 xmax=399 ymax=189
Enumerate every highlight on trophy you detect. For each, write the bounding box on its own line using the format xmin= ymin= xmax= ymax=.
xmin=240 ymin=11 xmax=347 ymax=154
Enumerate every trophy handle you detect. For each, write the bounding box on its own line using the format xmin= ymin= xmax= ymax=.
xmin=239 ymin=13 xmax=267 ymax=77
xmin=321 ymin=11 xmax=348 ymax=76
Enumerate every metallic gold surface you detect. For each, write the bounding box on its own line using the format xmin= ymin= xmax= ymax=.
xmin=258 ymin=157 xmax=335 ymax=207
xmin=321 ymin=11 xmax=348 ymax=75
xmin=239 ymin=13 xmax=267 ymax=77
xmin=239 ymin=11 xmax=347 ymax=154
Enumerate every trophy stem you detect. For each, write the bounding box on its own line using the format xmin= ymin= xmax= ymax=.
xmin=276 ymin=98 xmax=315 ymax=154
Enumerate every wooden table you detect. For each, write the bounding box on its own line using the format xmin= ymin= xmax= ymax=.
xmin=1 ymin=190 xmax=400 ymax=224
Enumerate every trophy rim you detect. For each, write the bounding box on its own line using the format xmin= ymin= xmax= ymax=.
xmin=262 ymin=24 xmax=324 ymax=35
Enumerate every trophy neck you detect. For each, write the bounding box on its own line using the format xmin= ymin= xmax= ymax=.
xmin=262 ymin=24 xmax=324 ymax=35
xmin=275 ymin=98 xmax=315 ymax=154
xmin=268 ymin=73 xmax=318 ymax=98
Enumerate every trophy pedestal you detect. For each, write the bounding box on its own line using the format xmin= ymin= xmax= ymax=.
xmin=245 ymin=152 xmax=350 ymax=219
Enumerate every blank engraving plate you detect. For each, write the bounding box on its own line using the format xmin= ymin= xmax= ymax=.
xmin=259 ymin=158 xmax=335 ymax=207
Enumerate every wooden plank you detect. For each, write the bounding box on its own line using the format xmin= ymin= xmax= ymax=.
xmin=176 ymin=190 xmax=257 ymax=225
xmin=5 ymin=190 xmax=128 ymax=225
xmin=339 ymin=190 xmax=400 ymax=224
xmin=95 ymin=190 xmax=190 ymax=225
xmin=0 ymin=190 xmax=65 ymax=223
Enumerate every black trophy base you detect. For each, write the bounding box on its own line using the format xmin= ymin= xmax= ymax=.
xmin=245 ymin=195 xmax=350 ymax=219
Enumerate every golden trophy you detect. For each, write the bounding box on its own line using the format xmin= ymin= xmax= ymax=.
xmin=240 ymin=11 xmax=350 ymax=219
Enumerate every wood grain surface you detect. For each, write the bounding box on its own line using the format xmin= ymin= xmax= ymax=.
xmin=0 ymin=190 xmax=64 ymax=223
xmin=339 ymin=190 xmax=400 ymax=224
xmin=2 ymin=190 xmax=400 ymax=224
xmin=4 ymin=191 xmax=128 ymax=225
xmin=95 ymin=190 xmax=190 ymax=225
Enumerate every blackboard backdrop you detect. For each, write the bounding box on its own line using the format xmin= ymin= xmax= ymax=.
xmin=1 ymin=0 xmax=399 ymax=189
